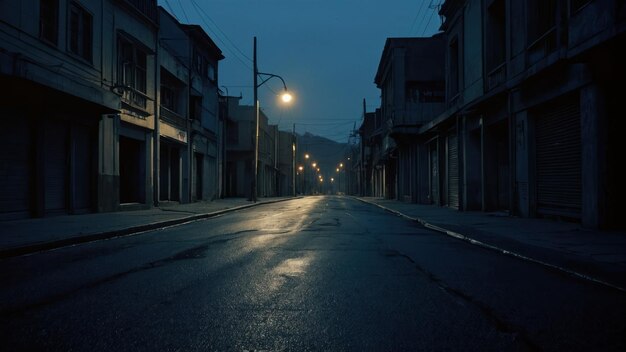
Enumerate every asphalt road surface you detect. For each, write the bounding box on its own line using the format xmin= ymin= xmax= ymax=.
xmin=1 ymin=196 xmax=625 ymax=351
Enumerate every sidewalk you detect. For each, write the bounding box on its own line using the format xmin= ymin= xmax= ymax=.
xmin=0 ymin=197 xmax=295 ymax=259
xmin=357 ymin=197 xmax=626 ymax=293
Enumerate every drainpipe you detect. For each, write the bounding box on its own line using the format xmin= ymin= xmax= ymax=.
xmin=154 ymin=25 xmax=160 ymax=207
xmin=187 ymin=37 xmax=193 ymax=204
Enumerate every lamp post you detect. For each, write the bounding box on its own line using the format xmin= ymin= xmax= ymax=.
xmin=252 ymin=37 xmax=292 ymax=201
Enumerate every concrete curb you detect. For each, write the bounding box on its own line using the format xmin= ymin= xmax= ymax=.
xmin=0 ymin=197 xmax=300 ymax=259
xmin=354 ymin=197 xmax=626 ymax=294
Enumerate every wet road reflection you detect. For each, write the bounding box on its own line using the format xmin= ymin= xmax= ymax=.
xmin=1 ymin=196 xmax=625 ymax=351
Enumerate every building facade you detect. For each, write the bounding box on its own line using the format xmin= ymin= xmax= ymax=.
xmin=0 ymin=0 xmax=159 ymax=219
xmin=402 ymin=0 xmax=625 ymax=229
xmin=374 ymin=36 xmax=446 ymax=203
xmin=0 ymin=1 xmax=225 ymax=221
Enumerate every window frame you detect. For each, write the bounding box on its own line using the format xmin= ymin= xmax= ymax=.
xmin=117 ymin=34 xmax=149 ymax=109
xmin=39 ymin=0 xmax=59 ymax=46
xmin=68 ymin=1 xmax=93 ymax=63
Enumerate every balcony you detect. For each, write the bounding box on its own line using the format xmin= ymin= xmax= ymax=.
xmin=120 ymin=86 xmax=149 ymax=111
xmin=160 ymin=106 xmax=186 ymax=129
xmin=487 ymin=62 xmax=507 ymax=91
xmin=527 ymin=27 xmax=557 ymax=65
xmin=118 ymin=0 xmax=158 ymax=24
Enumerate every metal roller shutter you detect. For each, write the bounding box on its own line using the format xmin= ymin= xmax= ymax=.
xmin=73 ymin=124 xmax=93 ymax=212
xmin=429 ymin=142 xmax=439 ymax=205
xmin=535 ymin=97 xmax=581 ymax=219
xmin=447 ymin=132 xmax=459 ymax=209
xmin=0 ymin=117 xmax=31 ymax=219
xmin=45 ymin=123 xmax=68 ymax=214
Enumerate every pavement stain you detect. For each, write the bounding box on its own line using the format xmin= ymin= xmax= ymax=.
xmin=1 ymin=241 xmax=223 ymax=317
xmin=380 ymin=247 xmax=540 ymax=351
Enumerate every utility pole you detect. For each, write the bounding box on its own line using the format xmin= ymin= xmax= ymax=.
xmin=253 ymin=37 xmax=259 ymax=202
xmin=292 ymin=123 xmax=296 ymax=196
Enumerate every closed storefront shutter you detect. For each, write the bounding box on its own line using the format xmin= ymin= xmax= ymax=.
xmin=429 ymin=142 xmax=439 ymax=205
xmin=447 ymin=132 xmax=459 ymax=209
xmin=45 ymin=123 xmax=68 ymax=214
xmin=535 ymin=97 xmax=581 ymax=219
xmin=0 ymin=118 xmax=31 ymax=219
xmin=73 ymin=124 xmax=93 ymax=212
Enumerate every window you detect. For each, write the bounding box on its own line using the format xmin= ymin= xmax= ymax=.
xmin=190 ymin=96 xmax=202 ymax=121
xmin=69 ymin=2 xmax=93 ymax=62
xmin=118 ymin=35 xmax=148 ymax=108
xmin=528 ymin=0 xmax=557 ymax=44
xmin=448 ymin=38 xmax=459 ymax=98
xmin=193 ymin=49 xmax=207 ymax=76
xmin=486 ymin=0 xmax=506 ymax=71
xmin=39 ymin=0 xmax=59 ymax=45
xmin=208 ymin=63 xmax=216 ymax=82
xmin=570 ymin=0 xmax=592 ymax=14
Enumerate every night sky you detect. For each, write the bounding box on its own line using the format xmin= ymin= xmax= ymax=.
xmin=160 ymin=0 xmax=442 ymax=142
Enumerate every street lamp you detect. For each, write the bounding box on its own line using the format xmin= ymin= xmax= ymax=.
xmin=252 ymin=36 xmax=292 ymax=202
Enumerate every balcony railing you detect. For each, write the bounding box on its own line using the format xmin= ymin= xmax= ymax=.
xmin=487 ymin=62 xmax=506 ymax=91
xmin=121 ymin=86 xmax=149 ymax=110
xmin=120 ymin=0 xmax=157 ymax=23
xmin=527 ymin=27 xmax=557 ymax=65
xmin=160 ymin=106 xmax=186 ymax=128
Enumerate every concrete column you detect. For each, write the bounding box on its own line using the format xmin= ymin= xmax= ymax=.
xmin=581 ymin=83 xmax=607 ymax=228
xmin=97 ymin=114 xmax=119 ymax=212
xmin=515 ymin=111 xmax=530 ymax=217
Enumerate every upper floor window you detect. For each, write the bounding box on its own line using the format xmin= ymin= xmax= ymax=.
xmin=190 ymin=95 xmax=203 ymax=121
xmin=569 ymin=0 xmax=592 ymax=14
xmin=68 ymin=2 xmax=93 ymax=62
xmin=448 ymin=37 xmax=460 ymax=98
xmin=193 ymin=49 xmax=207 ymax=76
xmin=118 ymin=35 xmax=148 ymax=108
xmin=527 ymin=0 xmax=557 ymax=45
xmin=208 ymin=63 xmax=216 ymax=82
xmin=160 ymin=68 xmax=185 ymax=115
xmin=527 ymin=0 xmax=558 ymax=63
xmin=486 ymin=0 xmax=506 ymax=71
xmin=39 ymin=0 xmax=59 ymax=45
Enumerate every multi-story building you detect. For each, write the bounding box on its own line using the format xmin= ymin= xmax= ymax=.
xmin=277 ymin=130 xmax=295 ymax=196
xmin=0 ymin=1 xmax=225 ymax=221
xmin=426 ymin=0 xmax=625 ymax=229
xmin=158 ymin=7 xmax=224 ymax=204
xmin=374 ymin=35 xmax=446 ymax=203
xmin=224 ymin=98 xmax=276 ymax=199
xmin=0 ymin=0 xmax=159 ymax=219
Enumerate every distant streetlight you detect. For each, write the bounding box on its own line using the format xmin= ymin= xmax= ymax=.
xmin=305 ymin=154 xmax=310 ymax=159
xmin=312 ymin=162 xmax=317 ymax=168
xmin=252 ymin=36 xmax=292 ymax=201
xmin=339 ymin=163 xmax=343 ymax=168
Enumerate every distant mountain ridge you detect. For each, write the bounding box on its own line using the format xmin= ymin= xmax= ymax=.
xmin=296 ymin=132 xmax=348 ymax=179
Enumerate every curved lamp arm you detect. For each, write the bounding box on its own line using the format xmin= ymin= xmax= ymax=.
xmin=257 ymin=71 xmax=288 ymax=91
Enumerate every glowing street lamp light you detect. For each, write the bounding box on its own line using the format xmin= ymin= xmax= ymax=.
xmin=281 ymin=92 xmax=293 ymax=103
xmin=312 ymin=162 xmax=317 ymax=168
xmin=305 ymin=154 xmax=310 ymax=159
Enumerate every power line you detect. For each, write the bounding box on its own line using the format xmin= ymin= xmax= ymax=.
xmin=164 ymin=0 xmax=179 ymax=21
xmin=176 ymin=0 xmax=190 ymax=23
xmin=190 ymin=0 xmax=253 ymax=63
xmin=187 ymin=1 xmax=252 ymax=71
xmin=413 ymin=0 xmax=433 ymax=36
xmin=421 ymin=9 xmax=437 ymax=36
xmin=409 ymin=1 xmax=429 ymax=34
